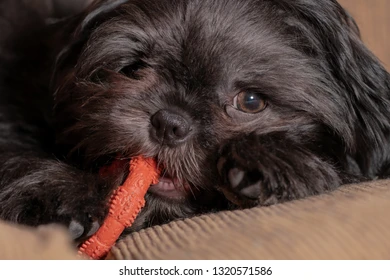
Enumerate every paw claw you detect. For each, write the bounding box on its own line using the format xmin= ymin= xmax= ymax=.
xmin=69 ymin=220 xmax=85 ymax=240
xmin=240 ymin=181 xmax=262 ymax=199
xmin=86 ymin=221 xmax=100 ymax=237
xmin=228 ymin=168 xmax=245 ymax=189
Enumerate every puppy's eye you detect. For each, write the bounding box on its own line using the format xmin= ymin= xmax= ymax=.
xmin=119 ymin=61 xmax=146 ymax=80
xmin=233 ymin=91 xmax=267 ymax=114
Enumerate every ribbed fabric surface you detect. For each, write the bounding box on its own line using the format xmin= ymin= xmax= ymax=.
xmin=0 ymin=222 xmax=77 ymax=260
xmin=107 ymin=180 xmax=390 ymax=260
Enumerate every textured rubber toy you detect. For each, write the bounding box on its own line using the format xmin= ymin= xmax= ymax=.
xmin=78 ymin=156 xmax=160 ymax=259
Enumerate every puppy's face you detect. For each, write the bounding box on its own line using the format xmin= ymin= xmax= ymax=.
xmin=53 ymin=0 xmax=373 ymax=228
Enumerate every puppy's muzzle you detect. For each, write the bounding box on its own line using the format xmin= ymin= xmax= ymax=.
xmin=151 ymin=109 xmax=191 ymax=147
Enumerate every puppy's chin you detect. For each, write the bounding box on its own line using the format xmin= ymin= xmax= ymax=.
xmin=126 ymin=194 xmax=196 ymax=232
xmin=125 ymin=186 xmax=227 ymax=233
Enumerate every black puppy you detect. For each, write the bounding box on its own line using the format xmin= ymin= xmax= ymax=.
xmin=1 ymin=0 xmax=389 ymax=240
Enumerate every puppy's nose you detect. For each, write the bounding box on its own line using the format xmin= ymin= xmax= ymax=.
xmin=151 ymin=109 xmax=191 ymax=146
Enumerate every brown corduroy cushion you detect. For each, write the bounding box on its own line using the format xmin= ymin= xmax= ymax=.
xmin=0 ymin=222 xmax=77 ymax=260
xmin=1 ymin=180 xmax=389 ymax=260
xmin=107 ymin=180 xmax=390 ymax=260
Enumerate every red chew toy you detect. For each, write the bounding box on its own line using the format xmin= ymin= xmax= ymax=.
xmin=78 ymin=156 xmax=160 ymax=259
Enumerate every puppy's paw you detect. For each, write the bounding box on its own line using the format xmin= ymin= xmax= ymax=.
xmin=56 ymin=196 xmax=107 ymax=241
xmin=217 ymin=140 xmax=271 ymax=208
xmin=20 ymin=185 xmax=109 ymax=241
xmin=227 ymin=168 xmax=262 ymax=199
xmin=15 ymin=166 xmax=111 ymax=241
xmin=218 ymin=134 xmax=342 ymax=208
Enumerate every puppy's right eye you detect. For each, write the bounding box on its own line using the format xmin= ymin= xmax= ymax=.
xmin=119 ymin=61 xmax=146 ymax=80
xmin=233 ymin=91 xmax=267 ymax=114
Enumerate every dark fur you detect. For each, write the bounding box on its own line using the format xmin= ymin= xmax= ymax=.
xmin=1 ymin=0 xmax=390 ymax=240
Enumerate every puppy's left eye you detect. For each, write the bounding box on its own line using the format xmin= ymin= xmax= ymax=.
xmin=233 ymin=91 xmax=267 ymax=114
xmin=119 ymin=61 xmax=146 ymax=80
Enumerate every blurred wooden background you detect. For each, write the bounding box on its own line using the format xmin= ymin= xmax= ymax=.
xmin=339 ymin=0 xmax=389 ymax=69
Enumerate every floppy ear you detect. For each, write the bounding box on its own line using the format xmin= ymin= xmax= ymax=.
xmin=278 ymin=0 xmax=390 ymax=154
xmin=51 ymin=0 xmax=129 ymax=86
